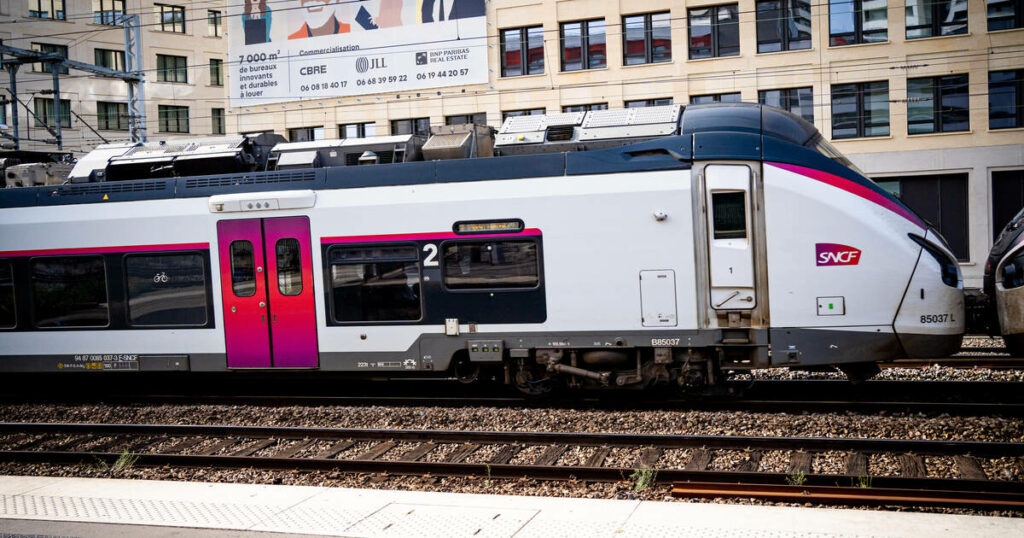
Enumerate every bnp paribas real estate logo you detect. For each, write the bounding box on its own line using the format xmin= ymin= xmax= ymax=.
xmin=415 ymin=52 xmax=428 ymax=65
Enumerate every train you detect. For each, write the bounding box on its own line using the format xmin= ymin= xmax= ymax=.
xmin=0 ymin=103 xmax=968 ymax=393
xmin=984 ymin=207 xmax=1024 ymax=356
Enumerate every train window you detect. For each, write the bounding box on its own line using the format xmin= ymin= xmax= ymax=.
xmin=276 ymin=239 xmax=302 ymax=296
xmin=229 ymin=240 xmax=256 ymax=297
xmin=328 ymin=246 xmax=421 ymax=322
xmin=443 ymin=241 xmax=539 ymax=290
xmin=711 ymin=192 xmax=747 ymax=239
xmin=125 ymin=253 xmax=208 ymax=327
xmin=0 ymin=261 xmax=14 ymax=329
xmin=31 ymin=256 xmax=109 ymax=328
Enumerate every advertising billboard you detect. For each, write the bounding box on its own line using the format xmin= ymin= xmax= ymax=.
xmin=228 ymin=0 xmax=488 ymax=107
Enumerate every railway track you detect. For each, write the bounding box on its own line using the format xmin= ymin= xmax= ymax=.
xmin=1 ymin=422 xmax=1022 ymax=509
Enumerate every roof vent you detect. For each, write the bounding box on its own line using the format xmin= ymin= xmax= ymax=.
xmin=358 ymin=151 xmax=379 ymax=165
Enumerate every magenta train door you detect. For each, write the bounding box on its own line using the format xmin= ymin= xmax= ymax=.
xmin=217 ymin=217 xmax=318 ymax=368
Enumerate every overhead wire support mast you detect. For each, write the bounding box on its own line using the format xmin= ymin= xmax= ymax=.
xmin=0 ymin=14 xmax=146 ymax=149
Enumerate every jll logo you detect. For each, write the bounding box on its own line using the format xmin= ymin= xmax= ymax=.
xmin=816 ymin=243 xmax=861 ymax=266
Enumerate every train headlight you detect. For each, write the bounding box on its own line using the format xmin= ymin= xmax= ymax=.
xmin=1002 ymin=251 xmax=1024 ymax=290
xmin=909 ymin=234 xmax=959 ymax=288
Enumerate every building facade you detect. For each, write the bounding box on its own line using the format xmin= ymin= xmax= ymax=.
xmin=0 ymin=0 xmax=229 ymax=153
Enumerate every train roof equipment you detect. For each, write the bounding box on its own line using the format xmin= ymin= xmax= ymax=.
xmin=266 ymin=134 xmax=426 ymax=170
xmin=0 ymin=103 xmax=873 ymax=210
xmin=67 ymin=133 xmax=285 ymax=183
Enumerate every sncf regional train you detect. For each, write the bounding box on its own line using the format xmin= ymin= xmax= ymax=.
xmin=0 ymin=104 xmax=966 ymax=393
xmin=986 ymin=207 xmax=1024 ymax=356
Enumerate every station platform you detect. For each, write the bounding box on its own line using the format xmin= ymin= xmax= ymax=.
xmin=1 ymin=475 xmax=1021 ymax=537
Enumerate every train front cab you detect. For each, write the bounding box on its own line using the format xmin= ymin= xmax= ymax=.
xmin=993 ymin=236 xmax=1024 ymax=356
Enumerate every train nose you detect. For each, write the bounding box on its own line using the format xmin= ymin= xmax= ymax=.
xmin=894 ymin=234 xmax=965 ymax=358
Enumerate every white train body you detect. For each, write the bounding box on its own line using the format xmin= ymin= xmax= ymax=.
xmin=0 ymin=104 xmax=965 ymax=389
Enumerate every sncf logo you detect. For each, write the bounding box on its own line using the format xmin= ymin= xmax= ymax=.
xmin=816 ymin=243 xmax=862 ymax=266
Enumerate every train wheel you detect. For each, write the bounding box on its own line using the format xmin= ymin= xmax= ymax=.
xmin=452 ymin=354 xmax=480 ymax=384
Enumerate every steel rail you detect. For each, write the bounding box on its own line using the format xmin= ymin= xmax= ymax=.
xmin=16 ymin=394 xmax=1018 ymax=416
xmin=4 ymin=422 xmax=1024 ymax=508
xmin=2 ymin=422 xmax=1023 ymax=457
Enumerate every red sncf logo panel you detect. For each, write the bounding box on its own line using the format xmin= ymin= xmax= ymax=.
xmin=816 ymin=243 xmax=861 ymax=266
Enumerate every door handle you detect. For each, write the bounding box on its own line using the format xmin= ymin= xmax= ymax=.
xmin=715 ymin=290 xmax=740 ymax=308
xmin=740 ymin=296 xmax=753 ymax=302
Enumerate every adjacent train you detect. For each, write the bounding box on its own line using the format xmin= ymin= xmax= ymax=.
xmin=0 ymin=104 xmax=967 ymax=393
xmin=985 ymin=207 xmax=1024 ymax=356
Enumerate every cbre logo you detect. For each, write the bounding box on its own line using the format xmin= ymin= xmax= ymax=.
xmin=816 ymin=243 xmax=862 ymax=266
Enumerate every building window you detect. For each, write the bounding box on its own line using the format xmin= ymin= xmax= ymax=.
xmin=328 ymin=245 xmax=422 ymax=322
xmin=561 ymin=19 xmax=606 ymax=71
xmin=992 ymin=170 xmax=1024 ymax=240
xmin=33 ymin=98 xmax=70 ymax=128
xmin=990 ymin=70 xmax=1023 ymax=129
xmin=94 ymin=48 xmax=125 ymax=71
xmin=989 ymin=0 xmax=1023 ymax=30
xmin=905 ymin=0 xmax=967 ymax=39
xmin=829 ymin=0 xmax=888 ymax=45
xmin=29 ymin=0 xmax=64 ymax=20
xmin=391 ymin=118 xmax=430 ymax=136
xmin=288 ymin=126 xmax=324 ymax=142
xmin=831 ymin=81 xmax=889 ymax=139
xmin=211 ymin=108 xmax=225 ymax=134
xmin=689 ymin=5 xmax=739 ymax=59
xmin=443 ymin=241 xmax=540 ymax=290
xmin=125 ymin=253 xmax=208 ymax=327
xmin=208 ymin=10 xmax=222 ymax=36
xmin=31 ymin=44 xmax=68 ymax=74
xmin=156 ymin=4 xmax=186 ymax=33
xmin=501 ymin=26 xmax=544 ymax=77
xmin=875 ymin=174 xmax=969 ymax=260
xmin=0 ymin=103 xmax=6 ymax=125
xmin=97 ymin=101 xmax=128 ymax=131
xmin=562 ymin=103 xmax=608 ymax=113
xmin=759 ymin=87 xmax=814 ymax=122
xmin=340 ymin=122 xmax=376 ymax=138
xmin=623 ymin=12 xmax=672 ymax=65
xmin=503 ymin=108 xmax=546 ymax=120
xmin=907 ymin=74 xmax=969 ymax=134
xmin=690 ymin=93 xmax=742 ymax=104
xmin=445 ymin=113 xmax=487 ymax=125
xmin=93 ymin=0 xmax=125 ymax=25
xmin=209 ymin=58 xmax=223 ymax=86
xmin=756 ymin=0 xmax=812 ymax=53
xmin=157 ymin=54 xmax=188 ymax=83
xmin=31 ymin=256 xmax=109 ymax=328
xmin=625 ymin=98 xmax=674 ymax=108
xmin=158 ymin=105 xmax=189 ymax=133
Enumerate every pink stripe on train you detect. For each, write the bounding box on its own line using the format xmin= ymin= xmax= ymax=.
xmin=321 ymin=228 xmax=543 ymax=244
xmin=767 ymin=162 xmax=925 ymax=229
xmin=0 ymin=242 xmax=210 ymax=257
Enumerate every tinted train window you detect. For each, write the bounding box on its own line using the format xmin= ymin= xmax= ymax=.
xmin=711 ymin=192 xmax=747 ymax=239
xmin=230 ymin=240 xmax=256 ymax=297
xmin=125 ymin=253 xmax=207 ymax=326
xmin=329 ymin=246 xmax=421 ymax=322
xmin=31 ymin=256 xmax=109 ymax=328
xmin=444 ymin=241 xmax=539 ymax=289
xmin=0 ymin=261 xmax=14 ymax=329
xmin=276 ymin=239 xmax=302 ymax=296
